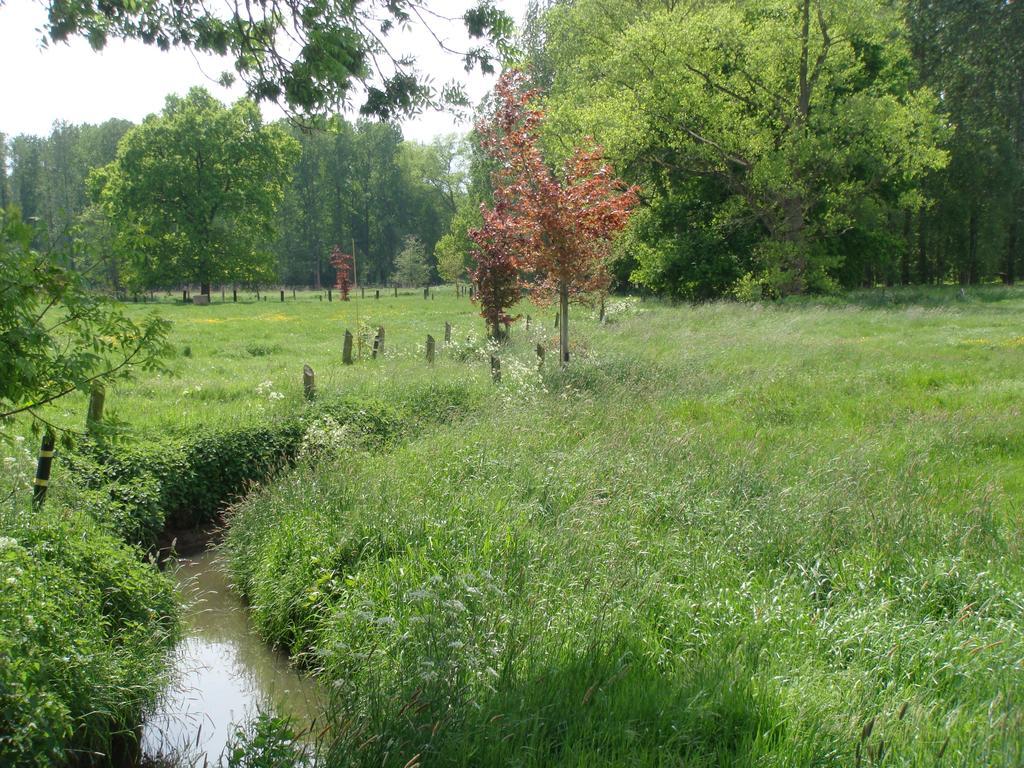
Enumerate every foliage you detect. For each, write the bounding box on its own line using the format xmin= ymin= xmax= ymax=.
xmin=0 ymin=496 xmax=178 ymax=766
xmin=329 ymin=245 xmax=353 ymax=300
xmin=224 ymin=288 xmax=1024 ymax=766
xmin=468 ymin=202 xmax=523 ymax=340
xmin=393 ymin=234 xmax=432 ymax=287
xmin=94 ymin=88 xmax=300 ymax=294
xmin=41 ymin=0 xmax=516 ymax=118
xmin=275 ymin=119 xmax=464 ymax=287
xmin=906 ymin=0 xmax=1023 ymax=285
xmin=435 ymin=202 xmax=482 ymax=285
xmin=222 ymin=712 xmax=312 ymax=768
xmin=539 ymin=0 xmax=948 ymax=296
xmin=73 ymin=386 xmax=473 ymax=529
xmin=0 ymin=207 xmax=171 ymax=430
xmin=474 ymin=70 xmax=636 ymax=359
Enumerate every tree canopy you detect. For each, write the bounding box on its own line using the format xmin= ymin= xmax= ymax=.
xmin=41 ymin=0 xmax=516 ymax=118
xmin=532 ymin=0 xmax=952 ymax=297
xmin=94 ymin=88 xmax=300 ymax=294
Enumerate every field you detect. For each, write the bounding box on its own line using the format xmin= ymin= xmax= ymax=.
xmin=13 ymin=286 xmax=1024 ymax=765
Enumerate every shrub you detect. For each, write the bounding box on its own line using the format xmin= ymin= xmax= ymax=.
xmin=0 ymin=497 xmax=178 ymax=766
xmin=71 ymin=385 xmax=471 ymax=530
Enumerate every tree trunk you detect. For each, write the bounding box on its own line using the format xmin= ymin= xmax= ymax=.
xmin=1007 ymin=196 xmax=1020 ymax=285
xmin=559 ymin=280 xmax=570 ymax=366
xmin=917 ymin=209 xmax=930 ymax=283
xmin=968 ymin=209 xmax=979 ymax=285
xmin=201 ymin=282 xmax=211 ymax=296
xmin=901 ymin=209 xmax=912 ymax=285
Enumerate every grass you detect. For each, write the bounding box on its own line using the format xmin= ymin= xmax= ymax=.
xmin=8 ymin=284 xmax=1024 ymax=765
xmin=34 ymin=287 xmax=496 ymax=438
xmin=214 ymin=286 xmax=1024 ymax=766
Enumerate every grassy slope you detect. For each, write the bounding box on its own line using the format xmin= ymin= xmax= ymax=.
xmin=220 ymin=287 xmax=1024 ymax=767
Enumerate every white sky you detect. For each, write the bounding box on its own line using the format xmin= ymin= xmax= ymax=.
xmin=0 ymin=0 xmax=530 ymax=142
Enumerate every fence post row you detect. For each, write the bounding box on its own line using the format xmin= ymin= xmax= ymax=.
xmin=303 ymin=364 xmax=316 ymax=400
xmin=32 ymin=430 xmax=55 ymax=506
xmin=343 ymin=330 xmax=354 ymax=365
xmin=86 ymin=384 xmax=105 ymax=433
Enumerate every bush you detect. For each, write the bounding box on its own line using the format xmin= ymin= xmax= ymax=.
xmin=72 ymin=384 xmax=473 ymax=530
xmin=0 ymin=497 xmax=178 ymax=766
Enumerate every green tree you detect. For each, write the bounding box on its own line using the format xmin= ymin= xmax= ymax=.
xmin=436 ymin=202 xmax=482 ymax=285
xmin=393 ymin=235 xmax=432 ymax=287
xmin=905 ymin=0 xmax=1023 ymax=285
xmin=41 ymin=0 xmax=515 ymax=118
xmin=96 ymin=88 xmax=300 ymax=295
xmin=0 ymin=208 xmax=169 ymax=431
xmin=539 ymin=0 xmax=948 ymax=296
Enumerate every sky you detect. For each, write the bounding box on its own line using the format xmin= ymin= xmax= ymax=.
xmin=0 ymin=0 xmax=530 ymax=143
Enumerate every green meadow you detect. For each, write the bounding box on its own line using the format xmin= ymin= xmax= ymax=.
xmin=9 ymin=286 xmax=1024 ymax=766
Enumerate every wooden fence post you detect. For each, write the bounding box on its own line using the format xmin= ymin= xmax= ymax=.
xmin=375 ymin=289 xmax=380 ymax=300
xmin=303 ymin=364 xmax=316 ymax=400
xmin=361 ymin=287 xmax=365 ymax=299
xmin=426 ymin=334 xmax=435 ymax=364
xmin=377 ymin=326 xmax=385 ymax=356
xmin=526 ymin=315 xmax=531 ymax=330
xmin=444 ymin=321 xmax=451 ymax=343
xmin=599 ymin=297 xmax=605 ymax=323
xmin=280 ymin=289 xmax=285 ymax=302
xmin=32 ymin=430 xmax=55 ymax=506
xmin=536 ymin=344 xmax=545 ymax=371
xmin=328 ymin=289 xmax=333 ymax=302
xmin=86 ymin=384 xmax=105 ymax=432
xmin=343 ymin=330 xmax=354 ymax=365
xmin=490 ymin=355 xmax=501 ymax=383
xmin=424 ymin=287 xmax=429 ymax=300
xmin=182 ymin=289 xmax=188 ymax=303
xmin=233 ymin=288 xmax=237 ymax=302
xmin=554 ymin=312 xmax=559 ymax=329
xmin=394 ymin=285 xmax=398 ymax=297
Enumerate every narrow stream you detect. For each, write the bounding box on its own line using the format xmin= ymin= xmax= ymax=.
xmin=142 ymin=549 xmax=322 ymax=765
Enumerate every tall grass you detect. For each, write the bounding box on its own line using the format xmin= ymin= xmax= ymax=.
xmin=222 ymin=288 xmax=1024 ymax=766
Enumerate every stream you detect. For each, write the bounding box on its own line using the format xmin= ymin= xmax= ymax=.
xmin=141 ymin=549 xmax=322 ymax=765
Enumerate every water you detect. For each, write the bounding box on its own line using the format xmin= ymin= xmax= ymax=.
xmin=142 ymin=549 xmax=322 ymax=765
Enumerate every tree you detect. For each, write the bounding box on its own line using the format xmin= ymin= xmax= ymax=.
xmin=95 ymin=88 xmax=300 ymax=295
xmin=0 ymin=208 xmax=170 ymax=433
xmin=393 ymin=235 xmax=432 ymax=287
xmin=538 ymin=0 xmax=948 ymax=296
xmin=475 ymin=71 xmax=637 ymax=363
xmin=330 ymin=245 xmax=354 ymax=300
xmin=469 ymin=203 xmax=523 ymax=340
xmin=905 ymin=0 xmax=1023 ymax=285
xmin=41 ymin=0 xmax=515 ymax=119
xmin=436 ymin=202 xmax=482 ymax=285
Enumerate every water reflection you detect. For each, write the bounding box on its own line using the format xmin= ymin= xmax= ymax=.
xmin=142 ymin=549 xmax=321 ymax=764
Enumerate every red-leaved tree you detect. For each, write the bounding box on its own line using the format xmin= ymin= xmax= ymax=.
xmin=469 ymin=200 xmax=524 ymax=339
xmin=475 ymin=70 xmax=638 ymax=363
xmin=330 ymin=245 xmax=353 ymax=301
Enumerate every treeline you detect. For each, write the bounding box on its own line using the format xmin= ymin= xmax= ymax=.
xmin=522 ymin=0 xmax=1023 ymax=298
xmin=0 ymin=104 xmax=465 ymax=291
